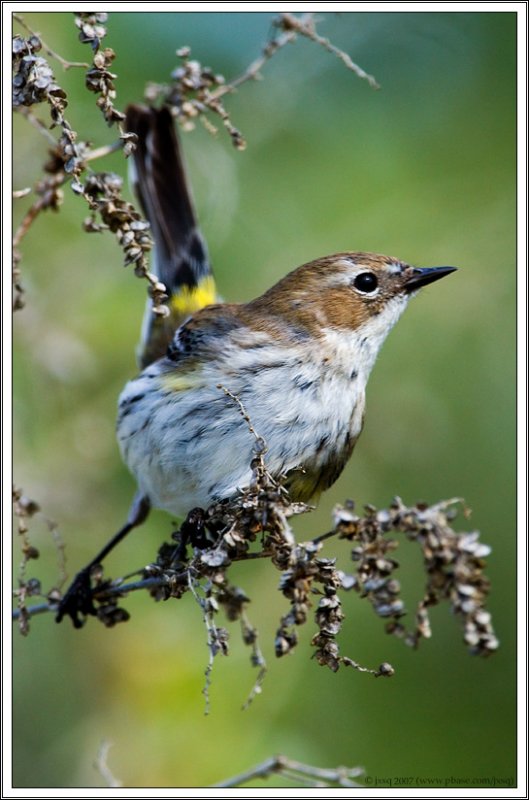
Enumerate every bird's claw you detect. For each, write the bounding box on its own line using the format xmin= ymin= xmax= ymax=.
xmin=55 ymin=567 xmax=97 ymax=628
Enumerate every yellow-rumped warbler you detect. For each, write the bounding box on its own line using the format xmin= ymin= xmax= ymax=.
xmin=57 ymin=105 xmax=456 ymax=626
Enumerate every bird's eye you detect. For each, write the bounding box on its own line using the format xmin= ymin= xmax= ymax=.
xmin=353 ymin=272 xmax=378 ymax=294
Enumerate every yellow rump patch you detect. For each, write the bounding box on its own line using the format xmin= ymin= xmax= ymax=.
xmin=170 ymin=276 xmax=217 ymax=317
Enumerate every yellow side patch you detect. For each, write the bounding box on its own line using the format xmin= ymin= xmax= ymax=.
xmin=170 ymin=276 xmax=217 ymax=317
xmin=283 ymin=468 xmax=322 ymax=504
xmin=160 ymin=370 xmax=204 ymax=392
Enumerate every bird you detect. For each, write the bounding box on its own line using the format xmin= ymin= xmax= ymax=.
xmin=56 ymin=104 xmax=456 ymax=626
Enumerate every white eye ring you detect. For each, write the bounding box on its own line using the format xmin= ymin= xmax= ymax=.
xmin=353 ymin=271 xmax=379 ymax=295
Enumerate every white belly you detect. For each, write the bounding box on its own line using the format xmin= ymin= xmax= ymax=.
xmin=117 ymin=337 xmax=366 ymax=516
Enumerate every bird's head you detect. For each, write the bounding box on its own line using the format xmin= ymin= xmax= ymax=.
xmin=251 ymin=252 xmax=456 ymax=343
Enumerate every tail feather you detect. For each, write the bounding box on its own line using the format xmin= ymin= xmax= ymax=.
xmin=125 ymin=104 xmax=216 ymax=367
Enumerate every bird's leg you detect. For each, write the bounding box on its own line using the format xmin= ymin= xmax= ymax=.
xmin=55 ymin=493 xmax=151 ymax=628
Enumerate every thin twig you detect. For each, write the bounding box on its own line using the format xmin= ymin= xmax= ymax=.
xmin=217 ymin=383 xmax=267 ymax=452
xmin=210 ymin=11 xmax=380 ymax=104
xmin=209 ymin=17 xmax=302 ymax=101
xmin=94 ymin=740 xmax=122 ymax=788
xmin=13 ymin=198 xmax=49 ymax=249
xmin=280 ymin=12 xmax=380 ymax=89
xmin=98 ymin=576 xmax=166 ymax=596
xmin=12 ymin=175 xmax=64 ymax=311
xmin=12 ymin=175 xmax=64 ymax=250
xmin=11 ymin=576 xmax=165 ymax=621
xmin=84 ymin=140 xmax=124 ymax=162
xmin=212 ymin=756 xmax=281 ymax=788
xmin=12 ymin=602 xmax=52 ymax=620
xmin=240 ymin=608 xmax=267 ymax=710
xmin=341 ymin=657 xmax=395 ymax=678
xmin=211 ymin=755 xmax=363 ymax=788
xmin=311 ymin=528 xmax=340 ymax=545
xmin=281 ymin=757 xmax=363 ymax=788
xmin=11 ymin=553 xmax=276 ymax=622
xmin=15 ymin=107 xmax=58 ymax=145
xmin=187 ymin=571 xmax=228 ymax=715
xmin=48 ymin=517 xmax=67 ymax=590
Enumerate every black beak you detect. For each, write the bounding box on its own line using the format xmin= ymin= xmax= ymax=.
xmin=404 ymin=266 xmax=457 ymax=292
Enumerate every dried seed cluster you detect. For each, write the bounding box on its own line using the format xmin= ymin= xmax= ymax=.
xmin=13 ymin=486 xmax=41 ymax=559
xmin=145 ymin=46 xmax=246 ymax=150
xmin=12 ymin=252 xmax=24 ymax=311
xmin=62 ymin=430 xmax=496 ymax=689
xmin=12 ymin=34 xmax=67 ymax=122
xmin=12 ymin=17 xmax=164 ymax=314
xmin=275 ymin=543 xmax=346 ymax=672
xmin=74 ymin=13 xmax=138 ymax=156
xmin=92 ymin=570 xmax=131 ymax=628
xmin=12 ymin=494 xmax=41 ymax=628
xmin=81 ymin=172 xmax=168 ymax=315
xmin=12 ymin=31 xmax=83 ymax=181
xmin=13 ymin=26 xmax=85 ymax=309
xmin=74 ymin=12 xmax=108 ymax=51
xmin=74 ymin=12 xmax=125 ymax=128
xmin=85 ymin=47 xmax=125 ymax=127
xmin=12 ymin=487 xmax=51 ymax=636
xmin=334 ymin=497 xmax=499 ymax=657
xmin=16 ymin=443 xmax=499 ymax=687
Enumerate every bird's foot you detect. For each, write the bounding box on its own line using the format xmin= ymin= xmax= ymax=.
xmin=180 ymin=507 xmax=209 ymax=549
xmin=55 ymin=567 xmax=98 ymax=628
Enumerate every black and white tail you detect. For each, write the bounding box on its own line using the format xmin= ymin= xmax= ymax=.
xmin=125 ymin=104 xmax=217 ymax=368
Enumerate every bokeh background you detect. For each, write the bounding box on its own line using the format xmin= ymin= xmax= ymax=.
xmin=12 ymin=11 xmax=517 ymax=790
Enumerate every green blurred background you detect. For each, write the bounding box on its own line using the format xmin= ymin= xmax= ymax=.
xmin=12 ymin=11 xmax=517 ymax=789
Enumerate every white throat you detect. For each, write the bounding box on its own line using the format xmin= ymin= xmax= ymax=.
xmin=321 ymin=294 xmax=409 ymax=383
